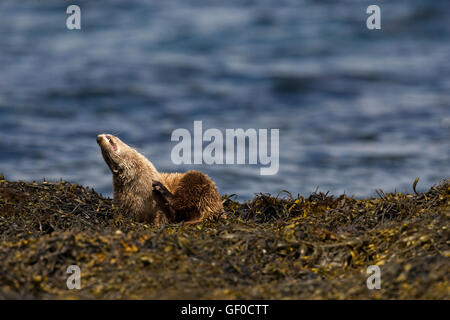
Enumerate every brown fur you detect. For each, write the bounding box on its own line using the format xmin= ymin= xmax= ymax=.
xmin=97 ymin=134 xmax=223 ymax=226
xmin=158 ymin=171 xmax=224 ymax=223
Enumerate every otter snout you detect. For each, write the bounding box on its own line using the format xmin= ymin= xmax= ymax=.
xmin=97 ymin=134 xmax=112 ymax=145
xmin=97 ymin=134 xmax=118 ymax=152
xmin=96 ymin=134 xmax=104 ymax=144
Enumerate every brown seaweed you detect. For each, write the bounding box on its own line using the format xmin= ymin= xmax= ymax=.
xmin=0 ymin=175 xmax=448 ymax=299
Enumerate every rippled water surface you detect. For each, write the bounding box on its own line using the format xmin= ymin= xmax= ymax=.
xmin=0 ymin=0 xmax=449 ymax=199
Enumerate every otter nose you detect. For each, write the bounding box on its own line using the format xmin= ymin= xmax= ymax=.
xmin=96 ymin=134 xmax=104 ymax=144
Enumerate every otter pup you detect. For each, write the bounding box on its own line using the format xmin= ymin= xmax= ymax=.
xmin=97 ymin=134 xmax=223 ymax=226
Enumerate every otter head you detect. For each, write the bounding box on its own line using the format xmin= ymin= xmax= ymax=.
xmin=96 ymin=134 xmax=129 ymax=174
xmin=96 ymin=133 xmax=158 ymax=182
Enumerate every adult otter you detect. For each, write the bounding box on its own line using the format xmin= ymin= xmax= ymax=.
xmin=97 ymin=134 xmax=223 ymax=226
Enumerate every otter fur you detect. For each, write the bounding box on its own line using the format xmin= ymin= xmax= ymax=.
xmin=97 ymin=134 xmax=223 ymax=226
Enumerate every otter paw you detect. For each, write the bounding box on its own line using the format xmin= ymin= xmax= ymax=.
xmin=152 ymin=181 xmax=174 ymax=202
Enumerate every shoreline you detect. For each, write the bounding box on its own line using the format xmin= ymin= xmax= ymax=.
xmin=0 ymin=176 xmax=448 ymax=299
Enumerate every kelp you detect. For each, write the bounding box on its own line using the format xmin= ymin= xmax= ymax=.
xmin=0 ymin=174 xmax=448 ymax=299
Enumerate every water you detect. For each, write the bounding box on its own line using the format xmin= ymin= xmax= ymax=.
xmin=0 ymin=0 xmax=449 ymax=200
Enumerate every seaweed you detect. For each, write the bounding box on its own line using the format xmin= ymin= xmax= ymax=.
xmin=0 ymin=175 xmax=448 ymax=299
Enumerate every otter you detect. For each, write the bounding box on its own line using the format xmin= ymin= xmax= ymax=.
xmin=97 ymin=134 xmax=224 ymax=226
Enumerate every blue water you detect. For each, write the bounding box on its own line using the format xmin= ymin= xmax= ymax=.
xmin=0 ymin=0 xmax=449 ymax=200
